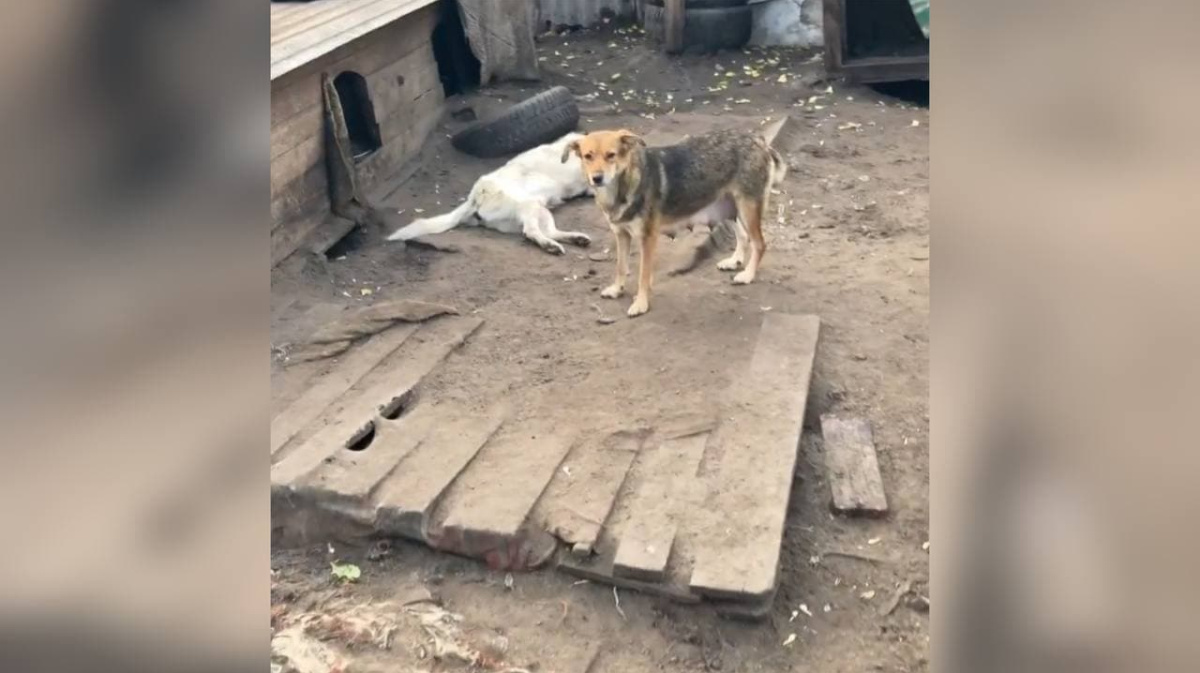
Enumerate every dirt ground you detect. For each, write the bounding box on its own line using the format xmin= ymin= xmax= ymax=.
xmin=271 ymin=20 xmax=928 ymax=673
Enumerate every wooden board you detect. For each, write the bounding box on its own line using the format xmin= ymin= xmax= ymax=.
xmin=270 ymin=323 xmax=418 ymax=457
xmin=663 ymin=0 xmax=685 ymax=54
xmin=688 ymin=313 xmax=820 ymax=602
xmin=295 ymin=402 xmax=440 ymax=517
xmin=374 ymin=404 xmax=509 ymax=540
xmin=270 ymin=317 xmax=483 ymax=489
xmin=271 ymin=0 xmax=440 ymax=80
xmin=821 ymin=415 xmax=888 ymax=515
xmin=536 ymin=430 xmax=645 ymax=556
xmin=612 ymin=432 xmax=708 ymax=582
xmin=430 ymin=422 xmax=576 ymax=558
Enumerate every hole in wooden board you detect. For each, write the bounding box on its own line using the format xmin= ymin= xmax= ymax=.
xmin=380 ymin=388 xmax=417 ymax=421
xmin=345 ymin=421 xmax=376 ymax=452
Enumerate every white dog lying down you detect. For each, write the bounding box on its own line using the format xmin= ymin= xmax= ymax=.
xmin=386 ymin=133 xmax=593 ymax=255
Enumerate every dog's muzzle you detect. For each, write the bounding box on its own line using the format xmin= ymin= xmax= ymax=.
xmin=590 ymin=174 xmax=604 ymax=186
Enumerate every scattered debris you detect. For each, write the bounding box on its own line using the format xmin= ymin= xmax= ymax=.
xmin=799 ymin=603 xmax=813 ymax=617
xmin=912 ymin=120 xmax=921 ymax=127
xmin=613 ymin=586 xmax=627 ymax=620
xmin=504 ymin=573 xmax=515 ymax=590
xmin=782 ymin=633 xmax=797 ymax=647
xmin=859 ymin=589 xmax=876 ymax=601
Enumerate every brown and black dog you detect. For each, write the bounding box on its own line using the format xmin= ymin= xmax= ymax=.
xmin=563 ymin=128 xmax=785 ymax=317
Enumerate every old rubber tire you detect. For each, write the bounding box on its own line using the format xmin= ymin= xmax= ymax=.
xmin=643 ymin=5 xmax=752 ymax=51
xmin=450 ymin=86 xmax=579 ymax=158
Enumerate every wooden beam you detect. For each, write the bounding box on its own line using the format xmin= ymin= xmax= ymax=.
xmin=664 ymin=0 xmax=685 ymax=54
xmin=822 ymin=0 xmax=846 ymax=72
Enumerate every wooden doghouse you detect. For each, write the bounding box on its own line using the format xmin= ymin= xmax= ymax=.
xmin=270 ymin=0 xmax=478 ymax=265
xmin=823 ymin=0 xmax=929 ymax=83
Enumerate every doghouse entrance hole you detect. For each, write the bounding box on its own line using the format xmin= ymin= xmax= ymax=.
xmin=333 ymin=71 xmax=382 ymax=161
xmin=432 ymin=1 xmax=481 ymax=96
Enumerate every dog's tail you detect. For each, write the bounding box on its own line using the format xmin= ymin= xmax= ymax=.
xmin=768 ymin=147 xmax=788 ymax=186
xmin=385 ymin=189 xmax=480 ymax=241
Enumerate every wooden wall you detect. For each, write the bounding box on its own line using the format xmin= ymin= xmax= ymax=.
xmin=270 ymin=4 xmax=444 ymax=265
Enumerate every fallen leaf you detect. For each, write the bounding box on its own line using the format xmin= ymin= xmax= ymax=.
xmin=611 ymin=73 xmax=621 ymax=81
xmin=782 ymin=633 xmax=797 ymax=647
xmin=867 ymin=537 xmax=881 ymax=545
xmin=777 ymin=74 xmax=788 ymax=83
xmin=330 ymin=561 xmax=361 ymax=583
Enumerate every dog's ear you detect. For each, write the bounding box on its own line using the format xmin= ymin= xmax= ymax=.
xmin=561 ymin=139 xmax=581 ymax=163
xmin=616 ymin=130 xmax=645 ymax=151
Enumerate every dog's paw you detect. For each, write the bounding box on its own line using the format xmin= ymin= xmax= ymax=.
xmin=568 ymin=234 xmax=592 ymax=248
xmin=716 ymin=256 xmax=743 ymax=271
xmin=731 ymin=270 xmax=756 ymax=285
xmin=627 ymin=296 xmax=650 ymax=317
xmin=541 ymin=241 xmax=566 ymax=255
xmin=600 ymin=284 xmax=624 ymax=299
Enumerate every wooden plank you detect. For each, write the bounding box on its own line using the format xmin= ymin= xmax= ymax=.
xmin=271 ymin=210 xmax=328 ymax=268
xmin=271 ymin=16 xmax=434 ymax=130
xmin=296 ymin=401 xmax=441 ymax=518
xmin=272 ymin=0 xmax=440 ymax=80
xmin=270 ymin=323 xmax=419 ymax=457
xmin=270 ymin=317 xmax=484 ymax=489
xmin=612 ymin=432 xmax=708 ymax=582
xmin=535 ymin=430 xmax=645 ymax=556
xmin=374 ymin=404 xmax=510 ymax=540
xmin=841 ymin=55 xmax=929 ymax=84
xmin=688 ymin=314 xmax=820 ymax=602
xmin=430 ymin=421 xmax=576 ymax=558
xmin=663 ymin=0 xmax=685 ymax=54
xmin=558 ymin=554 xmax=702 ymax=604
xmin=821 ymin=415 xmax=888 ymax=515
xmin=822 ymin=0 xmax=847 ymax=72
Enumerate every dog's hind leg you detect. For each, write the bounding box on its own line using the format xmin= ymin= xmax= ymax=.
xmin=518 ymin=203 xmax=567 ymax=255
xmin=717 ymin=215 xmax=748 ymax=271
xmin=541 ymin=211 xmax=592 ymax=248
xmin=731 ymin=192 xmax=766 ymax=285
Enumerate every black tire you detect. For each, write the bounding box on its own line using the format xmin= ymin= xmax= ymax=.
xmin=642 ymin=5 xmax=752 ymax=51
xmin=450 ymin=86 xmax=579 ymax=158
xmin=645 ymin=0 xmax=748 ymax=8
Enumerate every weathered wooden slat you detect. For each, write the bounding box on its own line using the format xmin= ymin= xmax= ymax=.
xmin=612 ymin=432 xmax=709 ymax=582
xmin=271 ymin=0 xmax=440 ymax=80
xmin=821 ymin=415 xmax=888 ymax=515
xmin=688 ymin=313 xmax=820 ymax=602
xmin=270 ymin=317 xmax=483 ymax=490
xmin=270 ymin=323 xmax=419 ymax=457
xmin=536 ymin=430 xmax=645 ymax=556
xmin=374 ymin=403 xmax=510 ymax=540
xmin=295 ymin=401 xmax=439 ymax=519
xmin=429 ymin=421 xmax=576 ymax=559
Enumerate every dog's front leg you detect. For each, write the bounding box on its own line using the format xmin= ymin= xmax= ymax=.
xmin=627 ymin=223 xmax=657 ymax=317
xmin=601 ymin=224 xmax=630 ymax=299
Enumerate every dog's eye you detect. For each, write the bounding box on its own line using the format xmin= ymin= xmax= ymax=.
xmin=605 ymin=152 xmax=616 ymax=160
xmin=583 ymin=153 xmax=594 ymax=161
